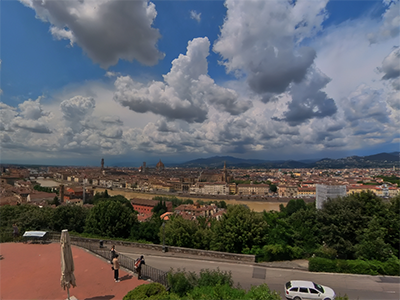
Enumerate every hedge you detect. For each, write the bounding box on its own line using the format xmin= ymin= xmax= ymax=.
xmin=309 ymin=256 xmax=400 ymax=276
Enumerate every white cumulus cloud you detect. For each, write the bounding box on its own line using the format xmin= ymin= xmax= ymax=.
xmin=20 ymin=0 xmax=164 ymax=68
xmin=113 ymin=37 xmax=252 ymax=123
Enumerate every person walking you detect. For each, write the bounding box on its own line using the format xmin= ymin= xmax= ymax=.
xmin=135 ymin=255 xmax=145 ymax=279
xmin=112 ymin=254 xmax=120 ymax=282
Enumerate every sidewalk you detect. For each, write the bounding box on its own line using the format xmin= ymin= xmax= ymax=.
xmin=0 ymin=242 xmax=148 ymax=300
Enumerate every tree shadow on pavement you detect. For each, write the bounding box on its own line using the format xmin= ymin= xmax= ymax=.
xmin=84 ymin=295 xmax=114 ymax=300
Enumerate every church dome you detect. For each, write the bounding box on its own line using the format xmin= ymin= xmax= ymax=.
xmin=156 ymin=159 xmax=165 ymax=169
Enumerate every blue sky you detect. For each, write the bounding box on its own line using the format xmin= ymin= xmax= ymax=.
xmin=1 ymin=0 xmax=399 ymax=166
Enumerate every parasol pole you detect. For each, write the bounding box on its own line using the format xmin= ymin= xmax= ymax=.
xmin=67 ymin=285 xmax=70 ymax=300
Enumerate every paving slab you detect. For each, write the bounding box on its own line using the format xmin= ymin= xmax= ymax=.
xmin=0 ymin=243 xmax=148 ymax=300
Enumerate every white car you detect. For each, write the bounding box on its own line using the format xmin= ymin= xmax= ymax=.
xmin=284 ymin=280 xmax=336 ymax=300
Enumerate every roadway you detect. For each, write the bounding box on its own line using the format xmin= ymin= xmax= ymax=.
xmin=118 ymin=247 xmax=399 ymax=300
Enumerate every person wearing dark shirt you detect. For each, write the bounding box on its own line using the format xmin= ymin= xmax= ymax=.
xmin=110 ymin=245 xmax=116 ymax=264
xmin=135 ymin=255 xmax=145 ymax=279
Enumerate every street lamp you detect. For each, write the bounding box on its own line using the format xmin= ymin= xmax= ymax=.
xmin=162 ymin=221 xmax=166 ymax=253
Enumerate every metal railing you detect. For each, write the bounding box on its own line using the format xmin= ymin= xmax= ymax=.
xmin=71 ymin=239 xmax=169 ymax=288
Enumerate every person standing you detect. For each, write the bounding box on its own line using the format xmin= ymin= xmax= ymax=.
xmin=110 ymin=245 xmax=116 ymax=264
xmin=135 ymin=255 xmax=145 ymax=279
xmin=12 ymin=224 xmax=19 ymax=241
xmin=112 ymin=254 xmax=120 ymax=282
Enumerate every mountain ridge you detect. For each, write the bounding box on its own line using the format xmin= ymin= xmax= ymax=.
xmin=176 ymin=152 xmax=399 ymax=169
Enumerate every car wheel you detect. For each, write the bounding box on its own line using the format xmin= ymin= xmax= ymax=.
xmin=293 ymin=297 xmax=301 ymax=300
xmin=324 ymin=298 xmax=331 ymax=300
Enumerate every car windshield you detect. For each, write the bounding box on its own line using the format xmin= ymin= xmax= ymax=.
xmin=313 ymin=283 xmax=324 ymax=293
xmin=285 ymin=282 xmax=292 ymax=289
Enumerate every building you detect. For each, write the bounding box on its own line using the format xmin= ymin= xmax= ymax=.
xmin=130 ymin=198 xmax=173 ymax=215
xmin=27 ymin=191 xmax=57 ymax=204
xmin=174 ymin=204 xmax=218 ymax=218
xmin=297 ymin=187 xmax=316 ymax=198
xmin=156 ymin=159 xmax=165 ymax=170
xmin=237 ymin=184 xmax=269 ymax=195
xmin=190 ymin=182 xmax=228 ymax=195
xmin=277 ymin=185 xmax=298 ymax=198
xmin=316 ymin=184 xmax=346 ymax=209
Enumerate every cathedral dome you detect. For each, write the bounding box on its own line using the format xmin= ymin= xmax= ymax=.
xmin=156 ymin=159 xmax=165 ymax=169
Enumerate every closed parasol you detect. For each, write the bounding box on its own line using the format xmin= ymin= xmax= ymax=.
xmin=60 ymin=229 xmax=76 ymax=300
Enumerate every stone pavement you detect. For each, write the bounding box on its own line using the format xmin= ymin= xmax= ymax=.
xmin=0 ymin=242 xmax=148 ymax=300
xmin=0 ymin=242 xmax=309 ymax=300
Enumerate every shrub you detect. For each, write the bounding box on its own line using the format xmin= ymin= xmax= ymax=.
xmin=309 ymin=257 xmax=337 ymax=273
xmin=346 ymin=259 xmax=377 ymax=275
xmin=185 ymin=283 xmax=281 ymax=300
xmin=243 ymin=284 xmax=281 ymax=300
xmin=383 ymin=256 xmax=400 ymax=276
xmin=313 ymin=244 xmax=338 ymax=259
xmin=197 ymin=268 xmax=233 ymax=288
xmin=309 ymin=257 xmax=400 ymax=276
xmin=123 ymin=282 xmax=167 ymax=300
xmin=335 ymin=295 xmax=350 ymax=300
xmin=257 ymin=244 xmax=304 ymax=262
xmin=167 ymin=269 xmax=197 ymax=297
xmin=167 ymin=268 xmax=234 ymax=297
xmin=186 ymin=284 xmax=246 ymax=300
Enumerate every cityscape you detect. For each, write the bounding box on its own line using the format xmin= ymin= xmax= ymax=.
xmin=1 ymin=155 xmax=399 ymax=210
xmin=1 ymin=0 xmax=399 ymax=299
xmin=1 ymin=155 xmax=399 ymax=299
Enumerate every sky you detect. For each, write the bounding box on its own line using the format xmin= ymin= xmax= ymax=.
xmin=1 ymin=0 xmax=399 ymax=167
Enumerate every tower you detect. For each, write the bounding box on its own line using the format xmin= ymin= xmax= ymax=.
xmin=101 ymin=158 xmax=104 ymax=170
xmin=223 ymin=161 xmax=228 ymax=183
xmin=59 ymin=185 xmax=64 ymax=203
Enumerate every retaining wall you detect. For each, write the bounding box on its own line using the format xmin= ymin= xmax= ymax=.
xmin=68 ymin=236 xmax=255 ymax=263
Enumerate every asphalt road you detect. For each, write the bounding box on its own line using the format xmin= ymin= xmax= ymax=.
xmin=119 ymin=250 xmax=399 ymax=300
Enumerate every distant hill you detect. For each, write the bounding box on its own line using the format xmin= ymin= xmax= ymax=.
xmin=179 ymin=156 xmax=269 ymax=168
xmin=178 ymin=152 xmax=399 ymax=169
xmin=365 ymin=152 xmax=399 ymax=161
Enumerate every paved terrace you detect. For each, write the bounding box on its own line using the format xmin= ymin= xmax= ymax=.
xmin=0 ymin=243 xmax=148 ymax=300
xmin=0 ymin=241 xmax=309 ymax=300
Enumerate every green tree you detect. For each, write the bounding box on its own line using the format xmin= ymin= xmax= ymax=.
xmin=52 ymin=196 xmax=60 ymax=206
xmin=269 ymin=184 xmax=277 ymax=193
xmin=152 ymin=200 xmax=167 ymax=215
xmin=92 ymin=190 xmax=110 ymax=202
xmin=52 ymin=205 xmax=89 ymax=233
xmin=263 ymin=211 xmax=293 ymax=246
xmin=131 ymin=214 xmax=162 ymax=244
xmin=282 ymin=199 xmax=307 ymax=216
xmin=18 ymin=206 xmax=54 ymax=232
xmin=93 ymin=194 xmax=133 ymax=213
xmin=384 ymin=196 xmax=400 ymax=257
xmin=85 ymin=200 xmax=138 ymax=238
xmin=318 ymin=191 xmax=387 ymax=259
xmin=210 ymin=205 xmax=268 ymax=253
xmin=218 ymin=200 xmax=227 ymax=209
xmin=161 ymin=215 xmax=199 ymax=248
xmin=288 ymin=206 xmax=321 ymax=255
xmin=191 ymin=216 xmax=214 ymax=250
xmin=355 ymin=216 xmax=394 ymax=261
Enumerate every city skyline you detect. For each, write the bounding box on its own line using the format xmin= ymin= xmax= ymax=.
xmin=1 ymin=0 xmax=399 ymax=166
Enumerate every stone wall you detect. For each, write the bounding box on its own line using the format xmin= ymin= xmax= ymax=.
xmin=69 ymin=236 xmax=255 ymax=263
